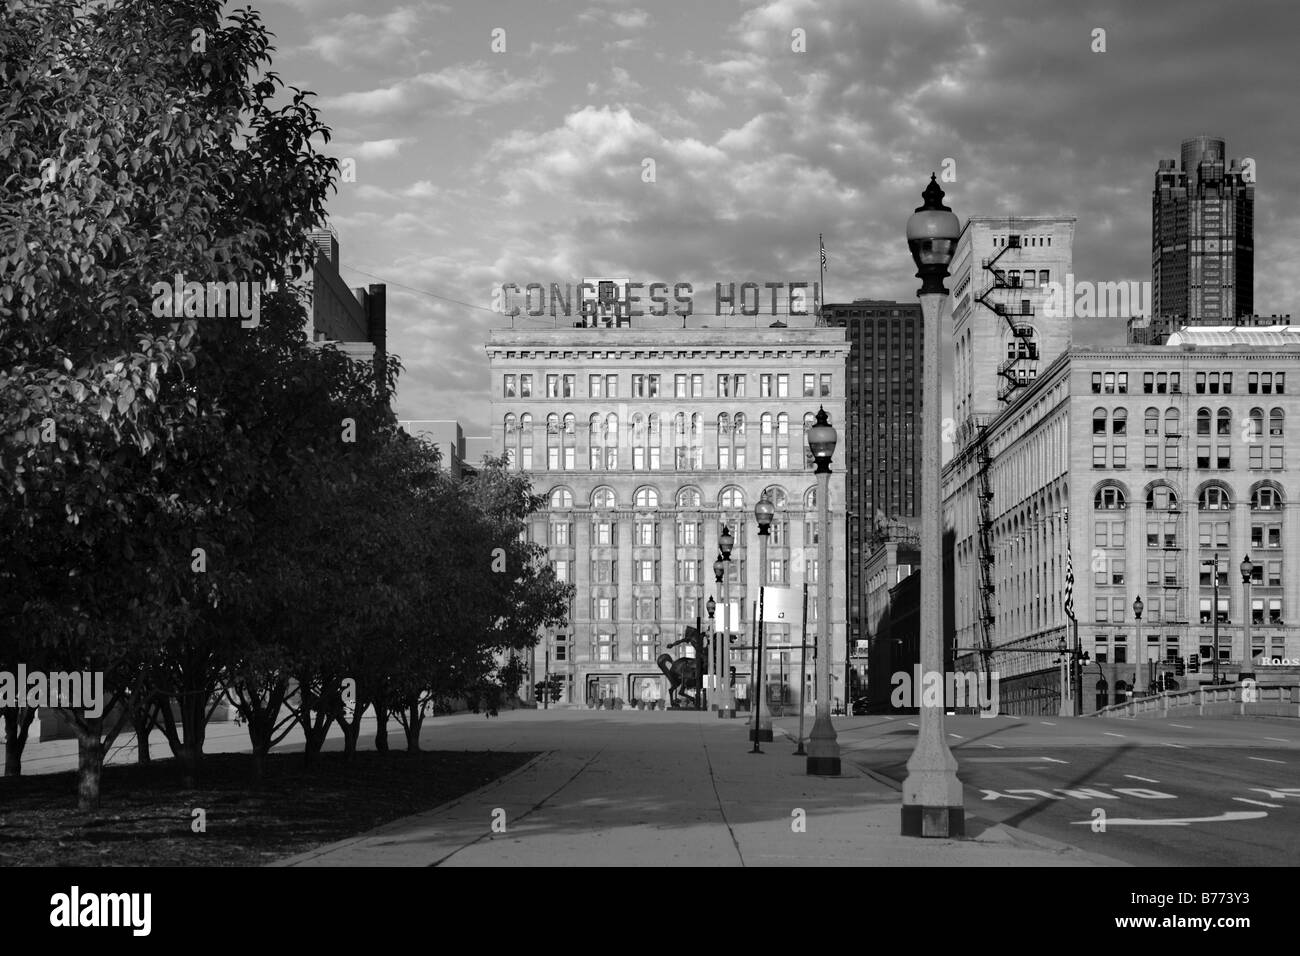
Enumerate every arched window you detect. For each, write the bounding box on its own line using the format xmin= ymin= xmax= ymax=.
xmin=520 ymin=413 xmax=533 ymax=434
xmin=647 ymin=413 xmax=660 ymax=437
xmin=504 ymin=413 xmax=517 ymax=434
xmin=734 ymin=413 xmax=746 ymax=435
xmin=1094 ymin=486 xmax=1126 ymax=510
xmin=1112 ymin=408 xmax=1127 ymax=435
xmin=1217 ymin=407 xmax=1231 ymax=436
xmin=630 ymin=413 xmax=644 ymax=443
xmin=805 ymin=486 xmax=819 ymax=510
xmin=549 ymin=488 xmax=574 ymax=508
xmin=1146 ymin=485 xmax=1178 ymax=511
xmin=589 ymin=413 xmax=601 ymax=437
xmin=674 ymin=412 xmax=686 ymax=436
xmin=1197 ymin=408 xmax=1211 ymax=436
xmin=634 ymin=487 xmax=658 ymax=508
xmin=1008 ymin=327 xmax=1037 ymax=359
xmin=547 ymin=413 xmax=560 ymax=437
xmin=690 ymin=413 xmax=702 ymax=441
xmin=718 ymin=412 xmax=731 ymax=434
xmin=720 ymin=486 xmax=745 ymax=509
xmin=592 ymin=487 xmax=616 ymax=509
xmin=1144 ymin=408 xmax=1159 ymax=436
xmin=804 ymin=412 xmax=817 ymax=467
xmin=677 ymin=487 xmax=702 ymax=508
xmin=776 ymin=413 xmax=789 ymax=436
xmin=1250 ymin=407 xmax=1264 ymax=440
xmin=1164 ymin=407 xmax=1180 ymax=435
xmin=1270 ymin=407 xmax=1284 ymax=437
xmin=761 ymin=412 xmax=774 ymax=435
xmin=1252 ymin=486 xmax=1281 ymax=510
xmin=1199 ymin=486 xmax=1230 ymax=510
xmin=765 ymin=486 xmax=788 ymax=508
xmin=604 ymin=413 xmax=617 ymax=438
xmin=1093 ymin=408 xmax=1107 ymax=434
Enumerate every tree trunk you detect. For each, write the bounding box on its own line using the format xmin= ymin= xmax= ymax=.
xmin=341 ymin=716 xmax=360 ymax=762
xmin=3 ymin=708 xmax=36 ymax=777
xmin=250 ymin=741 xmax=269 ymax=785
xmin=77 ymin=735 xmax=105 ymax=812
xmin=403 ymin=700 xmax=424 ymax=753
xmin=374 ymin=702 xmax=389 ymax=753
xmin=132 ymin=701 xmax=155 ymax=765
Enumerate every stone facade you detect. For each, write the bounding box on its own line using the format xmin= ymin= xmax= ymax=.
xmin=486 ymin=327 xmax=849 ymax=708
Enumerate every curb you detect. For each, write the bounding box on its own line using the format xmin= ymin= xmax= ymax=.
xmin=268 ymin=750 xmax=553 ymax=867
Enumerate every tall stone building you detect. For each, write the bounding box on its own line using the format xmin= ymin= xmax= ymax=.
xmin=486 ymin=325 xmax=849 ymax=708
xmin=1152 ymin=136 xmax=1255 ymax=326
xmin=944 ymin=328 xmax=1300 ymax=714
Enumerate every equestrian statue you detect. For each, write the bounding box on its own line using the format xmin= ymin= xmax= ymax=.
xmin=657 ymin=625 xmax=707 ymax=709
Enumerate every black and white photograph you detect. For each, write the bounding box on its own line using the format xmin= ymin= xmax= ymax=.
xmin=1 ymin=0 xmax=1296 ymax=930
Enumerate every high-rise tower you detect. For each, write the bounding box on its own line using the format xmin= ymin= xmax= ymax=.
xmin=1152 ymin=136 xmax=1254 ymax=327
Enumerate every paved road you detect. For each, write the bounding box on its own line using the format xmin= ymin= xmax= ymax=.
xmin=822 ymin=712 xmax=1300 ymax=866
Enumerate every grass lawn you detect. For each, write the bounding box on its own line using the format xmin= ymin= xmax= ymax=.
xmin=0 ymin=749 xmax=537 ymax=866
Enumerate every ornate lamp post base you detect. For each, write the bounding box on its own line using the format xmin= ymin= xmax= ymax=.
xmin=748 ymin=725 xmax=773 ymax=742
xmin=806 ymin=715 xmax=840 ymax=775
xmin=717 ymin=708 xmax=736 ymax=719
xmin=900 ymin=805 xmax=965 ymax=838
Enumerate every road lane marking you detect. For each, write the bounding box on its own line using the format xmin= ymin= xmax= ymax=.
xmin=1249 ymin=788 xmax=1300 ymax=799
xmin=1264 ymin=736 xmax=1288 ymax=743
xmin=907 ymin=722 xmax=917 ymax=728
xmin=1042 ymin=757 xmax=1069 ymax=763
xmin=966 ymin=756 xmax=1068 ymax=763
xmin=1248 ymin=756 xmax=1285 ymax=764
xmin=1070 ymin=811 xmax=1266 ymax=827
xmin=882 ymin=716 xmax=895 ymax=721
xmin=1103 ymin=732 xmax=1126 ymax=738
xmin=1234 ymin=797 xmax=1283 ymax=808
xmin=1170 ymin=723 xmax=1195 ymax=729
xmin=948 ymin=733 xmax=964 ymax=739
xmin=1161 ymin=742 xmax=1187 ymax=748
xmin=1040 ymin=721 xmax=1056 ymax=726
xmin=1124 ymin=774 xmax=1161 ymax=784
xmin=985 ymin=743 xmax=1004 ymax=749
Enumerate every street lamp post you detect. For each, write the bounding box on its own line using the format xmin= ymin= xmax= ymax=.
xmin=718 ymin=526 xmax=737 ymax=719
xmin=1133 ymin=596 xmax=1143 ymax=695
xmin=901 ymin=173 xmax=962 ymax=835
xmin=1241 ymin=555 xmax=1254 ymax=676
xmin=806 ymin=408 xmax=840 ymax=775
xmin=751 ymin=493 xmax=774 ymax=749
xmin=706 ymin=594 xmax=717 ymax=712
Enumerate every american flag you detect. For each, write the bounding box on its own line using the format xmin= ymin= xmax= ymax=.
xmin=820 ymin=236 xmax=827 ymax=271
xmin=1063 ymin=547 xmax=1076 ymax=622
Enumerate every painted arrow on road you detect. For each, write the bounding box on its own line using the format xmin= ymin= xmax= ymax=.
xmin=1070 ymin=811 xmax=1266 ymax=827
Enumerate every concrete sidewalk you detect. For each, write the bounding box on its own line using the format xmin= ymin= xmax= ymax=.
xmin=275 ymin=709 xmax=1120 ymax=867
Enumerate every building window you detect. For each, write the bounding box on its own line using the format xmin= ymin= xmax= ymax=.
xmin=760 ymin=374 xmax=772 ymax=397
xmin=504 ymin=374 xmax=517 ymax=397
xmin=804 ymin=373 xmax=815 ymax=397
xmin=777 ymin=374 xmax=789 ymax=397
xmin=546 ymin=374 xmax=559 ymax=398
xmin=1094 ymin=487 xmax=1125 ymax=510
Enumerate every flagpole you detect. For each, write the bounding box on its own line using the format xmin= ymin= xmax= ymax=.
xmin=818 ymin=233 xmax=826 ymax=322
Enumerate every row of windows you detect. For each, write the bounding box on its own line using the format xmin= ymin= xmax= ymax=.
xmin=1094 ymin=406 xmax=1287 ymax=435
xmin=502 ymin=372 xmax=835 ymax=400
xmin=1091 ymin=634 xmax=1288 ymax=665
xmin=1091 ymin=554 xmax=1286 ymax=586
xmin=565 ymin=559 xmax=797 ymax=586
xmin=548 ymin=485 xmax=821 ymax=511
xmin=1092 ymin=597 xmax=1286 ymax=625
xmin=505 ymin=411 xmax=820 ymax=438
xmin=1092 ymin=442 xmax=1286 ymax=470
xmin=511 ymin=446 xmax=814 ymax=472
xmin=1091 ymin=371 xmax=1290 ymax=395
xmin=1093 ymin=484 xmax=1285 ymax=510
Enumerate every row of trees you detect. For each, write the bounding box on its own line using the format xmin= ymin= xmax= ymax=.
xmin=0 ymin=0 xmax=571 ymax=809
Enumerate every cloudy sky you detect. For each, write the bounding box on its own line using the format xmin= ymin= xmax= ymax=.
xmin=259 ymin=0 xmax=1300 ymax=436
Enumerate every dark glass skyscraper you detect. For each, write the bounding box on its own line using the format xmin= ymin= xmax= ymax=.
xmin=819 ymin=299 xmax=921 ymax=650
xmin=1152 ymin=135 xmax=1254 ymax=326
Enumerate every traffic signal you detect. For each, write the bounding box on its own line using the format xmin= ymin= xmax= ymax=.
xmin=1189 ymin=653 xmax=1200 ymax=674
xmin=1175 ymin=656 xmax=1185 ymax=676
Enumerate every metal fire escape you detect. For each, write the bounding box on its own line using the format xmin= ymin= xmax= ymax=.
xmin=976 ymin=234 xmax=1038 ymax=404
